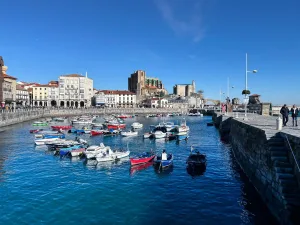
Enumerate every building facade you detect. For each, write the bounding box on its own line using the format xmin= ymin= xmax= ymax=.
xmin=1 ymin=66 xmax=17 ymax=108
xmin=173 ymin=80 xmax=196 ymax=97
xmin=58 ymin=74 xmax=93 ymax=108
xmin=94 ymin=91 xmax=106 ymax=107
xmin=97 ymin=90 xmax=136 ymax=108
xmin=32 ymin=85 xmax=51 ymax=107
xmin=128 ymin=70 xmax=167 ymax=102
xmin=16 ymin=85 xmax=29 ymax=106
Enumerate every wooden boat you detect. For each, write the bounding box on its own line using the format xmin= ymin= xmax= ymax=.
xmin=106 ymin=123 xmax=126 ymax=130
xmin=186 ymin=147 xmax=207 ymax=169
xmin=90 ymin=130 xmax=105 ymax=136
xmin=130 ymin=152 xmax=155 ymax=165
xmin=32 ymin=121 xmax=48 ymax=126
xmin=121 ymin=131 xmax=138 ymax=137
xmin=153 ymin=153 xmax=173 ymax=169
xmin=51 ymin=125 xmax=72 ymax=130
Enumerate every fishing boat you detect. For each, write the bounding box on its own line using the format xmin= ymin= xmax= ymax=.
xmin=173 ymin=119 xmax=189 ymax=132
xmin=175 ymin=132 xmax=188 ymax=141
xmin=106 ymin=123 xmax=126 ymax=130
xmin=153 ymin=131 xmax=166 ymax=139
xmin=121 ymin=130 xmax=138 ymax=137
xmin=35 ymin=138 xmax=60 ymax=146
xmin=84 ymin=143 xmax=110 ymax=159
xmin=131 ymin=122 xmax=143 ymax=129
xmin=130 ymin=152 xmax=155 ymax=165
xmin=96 ymin=148 xmax=130 ymax=162
xmin=90 ymin=129 xmax=105 ymax=136
xmin=186 ymin=147 xmax=207 ymax=169
xmin=153 ymin=153 xmax=173 ymax=169
xmin=72 ymin=119 xmax=93 ymax=125
xmin=32 ymin=121 xmax=48 ymax=126
xmin=51 ymin=125 xmax=72 ymax=130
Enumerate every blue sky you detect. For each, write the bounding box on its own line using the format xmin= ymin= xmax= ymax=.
xmin=1 ymin=0 xmax=300 ymax=105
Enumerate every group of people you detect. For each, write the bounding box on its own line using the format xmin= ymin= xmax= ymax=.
xmin=280 ymin=104 xmax=299 ymax=126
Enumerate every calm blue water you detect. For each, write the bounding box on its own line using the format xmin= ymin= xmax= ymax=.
xmin=0 ymin=116 xmax=278 ymax=225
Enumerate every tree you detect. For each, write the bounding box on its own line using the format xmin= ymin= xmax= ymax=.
xmin=159 ymin=91 xmax=165 ymax=98
xmin=242 ymin=90 xmax=250 ymax=95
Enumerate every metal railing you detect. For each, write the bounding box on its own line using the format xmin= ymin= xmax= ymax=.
xmin=285 ymin=135 xmax=300 ymax=173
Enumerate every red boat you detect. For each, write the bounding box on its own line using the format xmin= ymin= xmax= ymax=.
xmin=130 ymin=153 xmax=155 ymax=166
xmin=30 ymin=129 xmax=43 ymax=133
xmin=90 ymin=130 xmax=104 ymax=136
xmin=51 ymin=125 xmax=72 ymax=130
xmin=117 ymin=115 xmax=128 ymax=119
xmin=107 ymin=124 xmax=126 ymax=130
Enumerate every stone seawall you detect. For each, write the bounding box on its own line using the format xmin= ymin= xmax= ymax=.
xmin=0 ymin=108 xmax=188 ymax=128
xmin=213 ymin=113 xmax=300 ymax=225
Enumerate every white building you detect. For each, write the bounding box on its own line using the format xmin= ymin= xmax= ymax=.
xmin=94 ymin=91 xmax=106 ymax=107
xmin=97 ymin=90 xmax=136 ymax=108
xmin=58 ymin=73 xmax=93 ymax=108
xmin=16 ymin=85 xmax=29 ymax=106
xmin=144 ymin=98 xmax=169 ymax=108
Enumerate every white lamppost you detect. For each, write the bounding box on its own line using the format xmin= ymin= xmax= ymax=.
xmin=244 ymin=53 xmax=258 ymax=120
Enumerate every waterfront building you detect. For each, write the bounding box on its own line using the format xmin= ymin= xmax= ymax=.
xmin=1 ymin=65 xmax=17 ymax=108
xmin=94 ymin=91 xmax=106 ymax=107
xmin=173 ymin=80 xmax=196 ymax=97
xmin=128 ymin=70 xmax=167 ymax=102
xmin=167 ymin=96 xmax=189 ymax=109
xmin=32 ymin=85 xmax=51 ymax=107
xmin=58 ymin=73 xmax=93 ymax=108
xmin=143 ymin=97 xmax=169 ymax=108
xmin=16 ymin=85 xmax=30 ymax=106
xmin=96 ymin=90 xmax=136 ymax=108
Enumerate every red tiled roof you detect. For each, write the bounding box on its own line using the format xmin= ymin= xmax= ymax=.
xmin=3 ymin=74 xmax=17 ymax=80
xmin=98 ymin=90 xmax=135 ymax=95
xmin=61 ymin=74 xmax=84 ymax=77
xmin=16 ymin=85 xmax=27 ymax=91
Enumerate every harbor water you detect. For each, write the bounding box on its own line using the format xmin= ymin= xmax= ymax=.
xmin=0 ymin=116 xmax=278 ymax=225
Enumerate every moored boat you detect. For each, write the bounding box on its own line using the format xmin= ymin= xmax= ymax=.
xmin=84 ymin=143 xmax=110 ymax=159
xmin=90 ymin=130 xmax=105 ymax=136
xmin=143 ymin=132 xmax=153 ymax=139
xmin=32 ymin=121 xmax=48 ymax=126
xmin=175 ymin=132 xmax=188 ymax=141
xmin=35 ymin=138 xmax=60 ymax=145
xmin=106 ymin=123 xmax=126 ymax=130
xmin=153 ymin=131 xmax=166 ymax=139
xmin=153 ymin=152 xmax=173 ymax=169
xmin=51 ymin=125 xmax=72 ymax=130
xmin=131 ymin=122 xmax=143 ymax=129
xmin=121 ymin=131 xmax=138 ymax=137
xmin=96 ymin=148 xmax=130 ymax=162
xmin=186 ymin=147 xmax=207 ymax=169
xmin=130 ymin=152 xmax=155 ymax=166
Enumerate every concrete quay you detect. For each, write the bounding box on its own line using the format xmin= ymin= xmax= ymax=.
xmin=213 ymin=112 xmax=300 ymax=225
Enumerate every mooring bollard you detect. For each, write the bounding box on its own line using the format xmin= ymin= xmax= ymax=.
xmin=276 ymin=116 xmax=282 ymax=130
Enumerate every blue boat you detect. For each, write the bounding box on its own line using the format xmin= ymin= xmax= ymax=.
xmin=43 ymin=134 xmax=65 ymax=139
xmin=175 ymin=132 xmax=188 ymax=141
xmin=59 ymin=145 xmax=82 ymax=156
xmin=154 ymin=153 xmax=173 ymax=169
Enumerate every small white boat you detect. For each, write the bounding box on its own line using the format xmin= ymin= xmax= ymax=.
xmin=92 ymin=123 xmax=103 ymax=128
xmin=143 ymin=132 xmax=153 ymax=139
xmin=153 ymin=131 xmax=166 ymax=139
xmin=35 ymin=138 xmax=60 ymax=145
xmin=121 ymin=131 xmax=138 ymax=137
xmin=131 ymin=122 xmax=143 ymax=129
xmin=96 ymin=149 xmax=130 ymax=162
xmin=84 ymin=143 xmax=110 ymax=159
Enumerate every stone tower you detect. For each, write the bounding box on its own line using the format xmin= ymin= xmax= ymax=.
xmin=192 ymin=80 xmax=196 ymax=93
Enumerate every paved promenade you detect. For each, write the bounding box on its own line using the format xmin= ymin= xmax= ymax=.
xmin=222 ymin=112 xmax=300 ymax=138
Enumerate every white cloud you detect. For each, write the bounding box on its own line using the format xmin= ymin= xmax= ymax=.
xmin=154 ymin=0 xmax=205 ymax=42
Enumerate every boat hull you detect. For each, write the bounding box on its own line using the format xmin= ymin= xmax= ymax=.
xmin=51 ymin=125 xmax=72 ymax=130
xmin=107 ymin=124 xmax=126 ymax=130
xmin=130 ymin=155 xmax=155 ymax=166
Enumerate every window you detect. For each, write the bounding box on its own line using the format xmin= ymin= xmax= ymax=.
xmin=60 ymin=84 xmax=64 ymax=88
xmin=81 ymin=94 xmax=84 ymax=99
xmin=40 ymin=88 xmax=42 ymax=90
xmin=80 ymin=89 xmax=84 ymax=93
xmin=45 ymin=88 xmax=46 ymax=90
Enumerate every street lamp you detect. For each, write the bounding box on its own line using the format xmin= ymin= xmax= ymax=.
xmin=244 ymin=53 xmax=258 ymax=120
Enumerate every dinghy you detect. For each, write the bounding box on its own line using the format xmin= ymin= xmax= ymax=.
xmin=153 ymin=153 xmax=173 ymax=169
xmin=131 ymin=122 xmax=143 ymax=129
xmin=96 ymin=148 xmax=130 ymax=162
xmin=121 ymin=131 xmax=138 ymax=137
xmin=130 ymin=152 xmax=155 ymax=165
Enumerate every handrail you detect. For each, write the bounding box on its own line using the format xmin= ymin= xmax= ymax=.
xmin=285 ymin=135 xmax=300 ymax=173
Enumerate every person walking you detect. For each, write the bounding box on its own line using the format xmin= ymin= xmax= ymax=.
xmin=291 ymin=104 xmax=298 ymax=127
xmin=280 ymin=104 xmax=289 ymax=126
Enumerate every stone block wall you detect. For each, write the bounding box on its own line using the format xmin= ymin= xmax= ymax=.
xmin=229 ymin=119 xmax=290 ymax=224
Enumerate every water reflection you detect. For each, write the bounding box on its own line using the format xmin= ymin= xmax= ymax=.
xmin=186 ymin=165 xmax=206 ymax=178
xmin=130 ymin=162 xmax=153 ymax=176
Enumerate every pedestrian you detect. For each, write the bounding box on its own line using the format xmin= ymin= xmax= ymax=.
xmin=280 ymin=104 xmax=289 ymax=126
xmin=291 ymin=104 xmax=298 ymax=127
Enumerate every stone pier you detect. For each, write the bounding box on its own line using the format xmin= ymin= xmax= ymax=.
xmin=213 ymin=113 xmax=300 ymax=225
